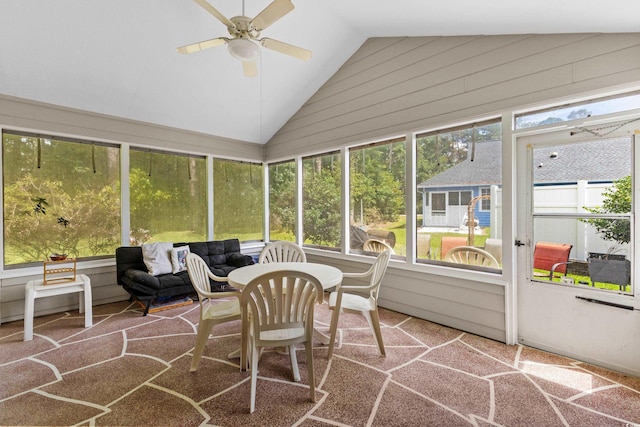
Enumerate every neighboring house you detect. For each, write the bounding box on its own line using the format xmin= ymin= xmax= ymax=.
xmin=417 ymin=140 xmax=501 ymax=228
xmin=417 ymin=139 xmax=630 ymax=229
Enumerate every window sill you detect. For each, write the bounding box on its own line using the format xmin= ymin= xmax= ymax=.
xmin=0 ymin=258 xmax=115 ymax=280
xmin=303 ymin=247 xmax=508 ymax=287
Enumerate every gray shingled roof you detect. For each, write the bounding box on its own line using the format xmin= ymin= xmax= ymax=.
xmin=418 ymin=138 xmax=630 ymax=189
xmin=532 ymin=138 xmax=630 ymax=183
xmin=417 ymin=140 xmax=501 ymax=188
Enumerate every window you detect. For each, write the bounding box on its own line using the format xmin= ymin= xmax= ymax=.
xmin=415 ymin=119 xmax=502 ymax=269
xmin=213 ymin=159 xmax=263 ymax=241
xmin=480 ymin=188 xmax=491 ymax=211
xmin=302 ymin=152 xmax=341 ymax=250
xmin=349 ymin=138 xmax=406 ymax=257
xmin=268 ymin=160 xmax=296 ymax=242
xmin=448 ymin=191 xmax=472 ymax=206
xmin=3 ymin=130 xmax=121 ymax=266
xmin=515 ymin=91 xmax=640 ymax=129
xmin=531 ymin=138 xmax=633 ymax=294
xmin=130 ymin=149 xmax=206 ymax=244
xmin=431 ymin=193 xmax=445 ymax=214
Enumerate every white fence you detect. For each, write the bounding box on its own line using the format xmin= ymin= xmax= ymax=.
xmin=532 ymin=181 xmax=628 ymax=261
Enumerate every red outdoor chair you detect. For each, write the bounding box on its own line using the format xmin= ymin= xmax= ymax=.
xmin=533 ymin=242 xmax=573 ymax=280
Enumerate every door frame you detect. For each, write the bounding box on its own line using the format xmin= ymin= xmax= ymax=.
xmin=513 ymin=119 xmax=640 ymax=376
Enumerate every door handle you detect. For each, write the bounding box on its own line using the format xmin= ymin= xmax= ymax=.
xmin=515 ymin=240 xmax=525 ymax=247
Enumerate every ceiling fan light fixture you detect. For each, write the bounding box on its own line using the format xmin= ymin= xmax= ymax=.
xmin=227 ymin=38 xmax=260 ymax=61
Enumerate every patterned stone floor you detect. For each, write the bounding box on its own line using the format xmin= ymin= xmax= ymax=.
xmin=1 ymin=297 xmax=639 ymax=426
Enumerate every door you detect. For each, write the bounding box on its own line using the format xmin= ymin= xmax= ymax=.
xmin=430 ymin=192 xmax=446 ymax=226
xmin=516 ymin=122 xmax=640 ymax=374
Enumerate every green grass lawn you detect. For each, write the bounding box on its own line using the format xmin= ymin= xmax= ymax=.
xmin=534 ymin=269 xmax=630 ymax=292
xmin=369 ymin=215 xmax=489 ymax=258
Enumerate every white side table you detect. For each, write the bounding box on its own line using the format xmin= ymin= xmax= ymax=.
xmin=24 ymin=273 xmax=92 ymax=341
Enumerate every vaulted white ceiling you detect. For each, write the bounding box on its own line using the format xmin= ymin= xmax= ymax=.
xmin=1 ymin=0 xmax=637 ymax=144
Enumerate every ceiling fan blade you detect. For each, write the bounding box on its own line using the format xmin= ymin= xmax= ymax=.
xmin=261 ymin=38 xmax=312 ymax=61
xmin=250 ymin=0 xmax=294 ymax=31
xmin=193 ymin=0 xmax=235 ymax=28
xmin=177 ymin=37 xmax=227 ymax=54
xmin=242 ymin=61 xmax=258 ymax=78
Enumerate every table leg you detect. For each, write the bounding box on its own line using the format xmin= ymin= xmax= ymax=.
xmin=24 ymin=284 xmax=35 ymax=341
xmin=83 ymin=280 xmax=93 ymax=327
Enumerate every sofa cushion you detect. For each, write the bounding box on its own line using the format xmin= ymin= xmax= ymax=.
xmin=227 ymin=252 xmax=253 ymax=267
xmin=189 ymin=241 xmax=228 ymax=268
xmin=156 ymin=271 xmax=191 ymax=292
xmin=124 ymin=269 xmax=160 ymax=290
xmin=122 ymin=269 xmax=192 ymax=292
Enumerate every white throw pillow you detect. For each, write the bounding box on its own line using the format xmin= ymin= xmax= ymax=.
xmin=171 ymin=245 xmax=190 ymax=274
xmin=142 ymin=242 xmax=173 ymax=276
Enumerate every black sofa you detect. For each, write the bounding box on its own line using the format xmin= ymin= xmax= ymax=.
xmin=116 ymin=239 xmax=254 ymax=315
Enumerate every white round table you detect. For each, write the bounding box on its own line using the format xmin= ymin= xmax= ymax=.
xmin=227 ymin=262 xmax=343 ymax=290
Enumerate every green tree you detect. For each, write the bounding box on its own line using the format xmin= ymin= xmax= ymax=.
xmin=584 ymin=175 xmax=631 ymax=245
xmin=350 ymin=141 xmax=405 ymax=225
xmin=303 ymin=156 xmax=341 ymax=246
xmin=129 ymin=167 xmax=172 ymax=236
xmin=3 ymin=177 xmax=120 ymax=262
xmin=214 ymin=160 xmax=263 ymax=239
xmin=269 ymin=162 xmax=296 ymax=235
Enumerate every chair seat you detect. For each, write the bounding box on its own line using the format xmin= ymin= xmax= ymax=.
xmin=259 ymin=327 xmax=305 ymax=342
xmin=329 ymin=290 xmax=375 ymax=312
xmin=203 ymin=298 xmax=241 ymax=320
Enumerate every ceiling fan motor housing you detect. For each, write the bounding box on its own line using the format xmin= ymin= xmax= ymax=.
xmin=228 ymin=16 xmax=261 ymax=40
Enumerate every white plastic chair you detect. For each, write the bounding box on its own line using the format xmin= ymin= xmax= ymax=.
xmin=240 ymin=270 xmax=323 ymax=413
xmin=327 ymin=249 xmax=391 ymax=359
xmin=484 ymin=238 xmax=502 ymax=265
xmin=259 ymin=241 xmax=307 ymax=263
xmin=186 ymin=253 xmax=241 ymax=372
xmin=444 ymin=246 xmax=499 ymax=268
xmin=362 ymin=238 xmax=394 ymax=254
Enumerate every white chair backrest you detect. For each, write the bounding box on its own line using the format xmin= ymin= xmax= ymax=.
xmin=259 ymin=241 xmax=307 ymax=263
xmin=186 ymin=253 xmax=214 ymax=295
xmin=369 ymin=249 xmax=391 ymax=297
xmin=240 ymin=271 xmax=323 ymax=343
xmin=444 ymin=246 xmax=499 ymax=268
xmin=417 ymin=233 xmax=431 ymax=258
xmin=363 ymin=239 xmax=394 ymax=254
xmin=484 ymin=238 xmax=502 ymax=265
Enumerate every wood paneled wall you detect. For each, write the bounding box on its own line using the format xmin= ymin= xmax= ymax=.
xmin=0 ymin=94 xmax=264 ymax=160
xmin=266 ymin=33 xmax=640 ymax=158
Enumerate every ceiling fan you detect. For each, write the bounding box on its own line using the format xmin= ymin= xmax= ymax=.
xmin=177 ymin=0 xmax=312 ymax=77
